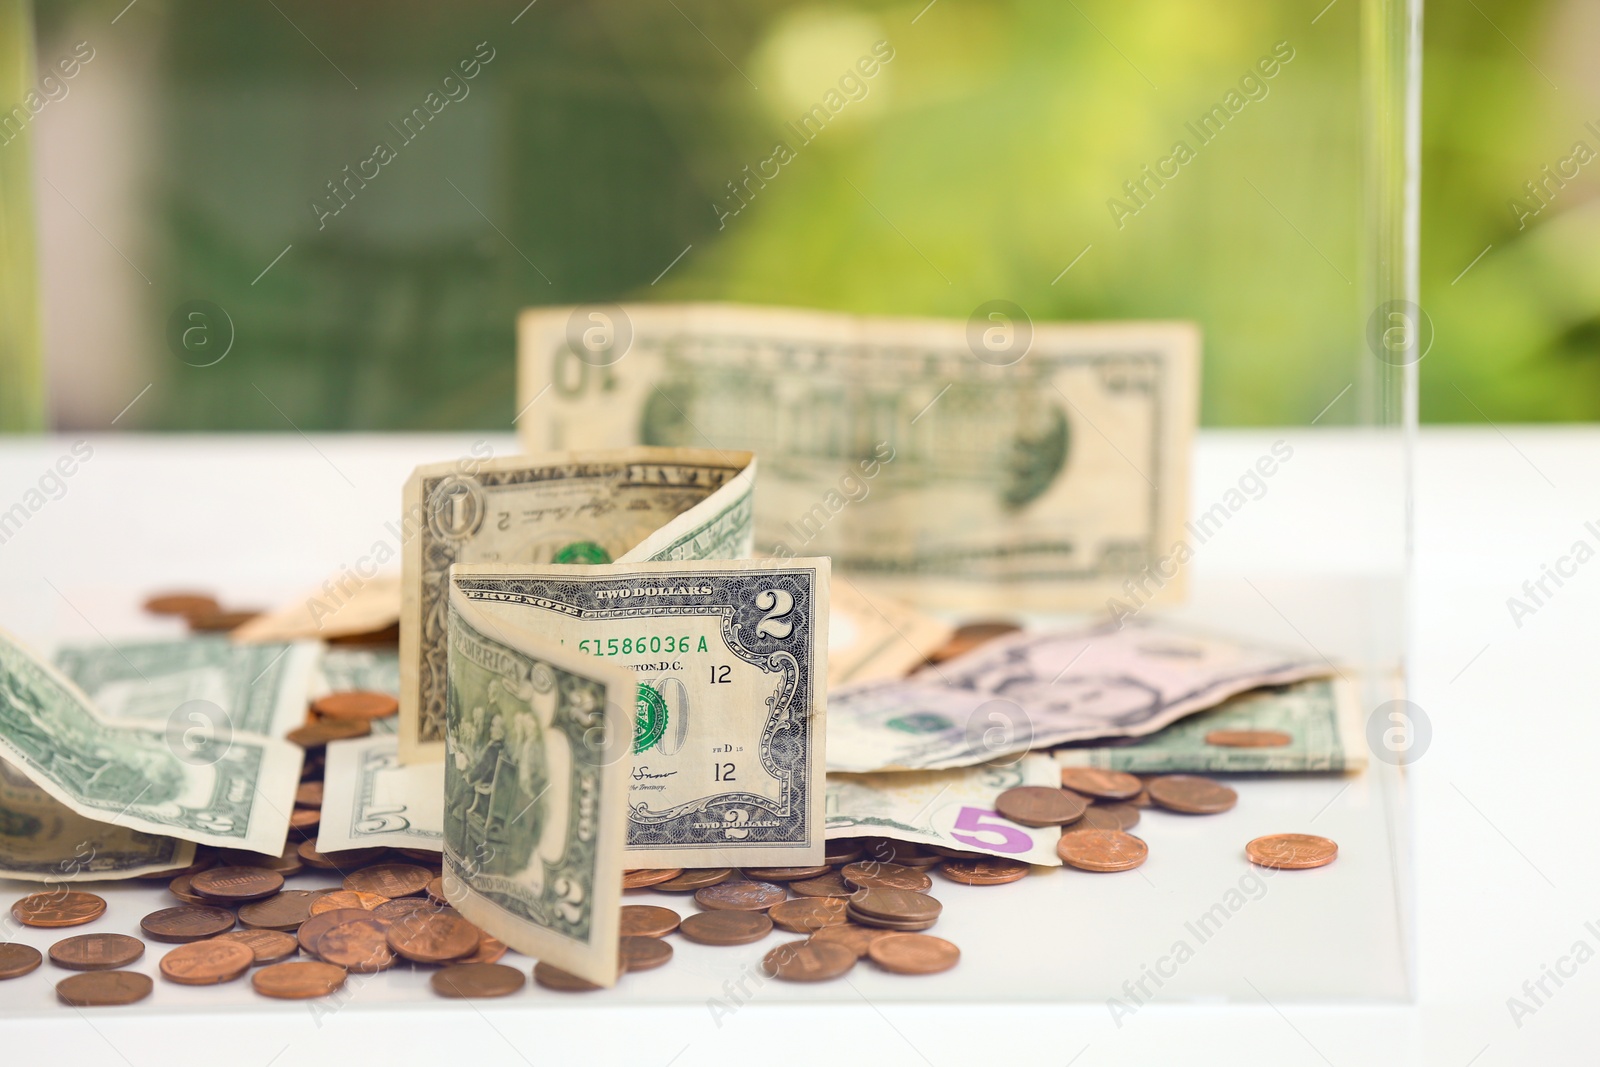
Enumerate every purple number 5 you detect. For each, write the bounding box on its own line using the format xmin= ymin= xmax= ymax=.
xmin=950 ymin=806 xmax=1032 ymax=854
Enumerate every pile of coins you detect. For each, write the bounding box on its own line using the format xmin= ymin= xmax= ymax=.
xmin=142 ymin=590 xmax=262 ymax=635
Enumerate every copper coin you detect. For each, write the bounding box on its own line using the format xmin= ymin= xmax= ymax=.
xmin=310 ymin=890 xmax=390 ymax=915
xmin=294 ymin=781 xmax=324 ymax=808
xmin=859 ymin=839 xmax=942 ymax=867
xmin=344 ymin=863 xmax=433 ymax=899
xmin=927 ymin=620 xmax=1020 ymax=662
xmin=1058 ymin=767 xmax=1144 ymax=801
xmin=620 ymin=905 xmax=681 ymax=938
xmin=313 ymin=691 xmax=400 ymax=721
xmin=187 ymin=609 xmax=262 ymax=633
xmin=218 ymin=844 xmax=305 ymax=877
xmin=289 ymin=809 xmax=321 ymax=836
xmin=995 ymin=786 xmax=1086 ymax=827
xmin=649 ymin=868 xmax=734 ymax=892
xmin=824 ymin=840 xmax=866 ymax=866
xmin=937 ymin=857 xmax=1031 ymax=885
xmin=286 ymin=719 xmax=371 ymax=749
xmin=789 ymin=871 xmax=854 ymax=898
xmin=845 ymin=908 xmax=937 ymax=932
xmin=1207 ymin=729 xmax=1293 ymax=748
xmin=142 ymin=591 xmax=219 ymax=617
xmin=1246 ymin=833 xmax=1339 ymax=870
xmin=386 ymin=910 xmax=479 ymax=963
xmin=1078 ymin=804 xmax=1141 ymax=832
xmin=168 ymin=874 xmax=204 ymax=904
xmin=160 ymin=939 xmax=255 ymax=985
xmin=763 ymin=938 xmax=856 ymax=981
xmin=622 ymin=868 xmax=685 ymax=890
xmin=215 ymin=929 xmax=299 ymax=965
xmin=11 ymin=890 xmax=106 ymax=928
xmin=678 ymin=910 xmax=773 ymax=946
xmin=456 ymin=932 xmax=508 ymax=965
xmin=924 ymin=844 xmax=984 ymax=860
xmin=619 ymin=935 xmax=674 ymax=972
xmin=1128 ymin=788 xmax=1152 ymax=808
xmin=373 ymin=897 xmax=439 ymax=922
xmin=252 ymin=960 xmax=348 ymax=999
xmin=0 ymin=942 xmax=43 ymax=979
xmin=239 ymin=890 xmax=318 ymax=931
xmin=769 ymin=897 xmax=850 ymax=933
xmin=140 ymin=905 xmax=235 ymax=943
xmin=425 ymin=875 xmax=449 ymax=904
xmin=48 ymin=933 xmax=145 ymax=971
xmin=56 ymin=970 xmax=153 ymax=1006
xmin=533 ymin=961 xmax=603 ymax=992
xmin=742 ymin=865 xmax=833 ymax=882
xmin=868 ymin=933 xmax=960 ymax=975
xmin=840 ymin=862 xmax=932 ymax=893
xmin=395 ymin=847 xmax=443 ymax=865
xmin=190 ymin=866 xmax=284 ymax=903
xmin=316 ymin=917 xmax=396 ymax=973
xmin=1057 ymin=829 xmax=1148 ymax=872
xmin=808 ymin=923 xmax=893 ymax=958
xmin=693 ymin=880 xmax=787 ymax=912
xmin=297 ymin=908 xmax=375 ymax=957
xmin=432 ymin=962 xmax=526 ymax=998
xmin=297 ymin=842 xmax=387 ymax=870
xmin=1146 ymin=775 xmax=1238 ymax=815
xmin=848 ymin=887 xmax=942 ymax=924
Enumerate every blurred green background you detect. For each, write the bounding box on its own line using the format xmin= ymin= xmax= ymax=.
xmin=11 ymin=0 xmax=1598 ymax=430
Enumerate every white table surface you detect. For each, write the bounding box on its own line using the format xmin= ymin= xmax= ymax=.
xmin=0 ymin=427 xmax=1590 ymax=1066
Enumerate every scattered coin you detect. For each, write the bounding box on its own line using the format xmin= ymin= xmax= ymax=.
xmin=807 ymin=923 xmax=893 ymax=958
xmin=619 ymin=935 xmax=674 ymax=972
xmin=372 ymin=897 xmax=438 ymax=922
xmin=11 ymin=890 xmax=106 ymax=928
xmin=769 ymin=897 xmax=850 ymax=933
xmin=313 ymin=691 xmax=400 ymax=721
xmin=995 ymin=785 xmax=1086 ymax=827
xmin=533 ymin=961 xmax=603 ymax=992
xmin=456 ymin=933 xmax=509 ymax=966
xmin=395 ymin=848 xmax=443 ymax=865
xmin=191 ymin=866 xmax=284 ymax=903
xmin=1078 ymin=804 xmax=1141 ymax=832
xmin=286 ymin=719 xmax=371 ymax=749
xmin=239 ymin=890 xmax=318 ymax=931
xmin=840 ymin=862 xmax=932 ymax=893
xmin=142 ymin=592 xmax=219 ymax=617
xmin=310 ymin=890 xmax=390 ymax=915
xmin=215 ymin=929 xmax=299 ymax=965
xmin=56 ymin=970 xmax=153 ymax=1006
xmin=1146 ymin=775 xmax=1238 ymax=815
xmin=763 ymin=939 xmax=857 ymax=982
xmin=160 ymin=939 xmax=255 ymax=985
xmin=788 ymin=871 xmax=854 ymax=898
xmin=622 ymin=868 xmax=685 ymax=890
xmin=848 ymin=888 xmax=943 ymax=927
xmin=928 ymin=621 xmax=1021 ymax=663
xmin=432 ymin=962 xmax=526 ymax=998
xmin=650 ymin=868 xmax=734 ymax=892
xmin=316 ymin=917 xmax=396 ymax=973
xmin=294 ymin=781 xmax=324 ymax=808
xmin=168 ymin=874 xmax=205 ymax=904
xmin=0 ymin=943 xmax=43 ymax=979
xmin=678 ymin=910 xmax=774 ymax=946
xmin=425 ymin=875 xmax=449 ymax=904
xmin=1057 ymin=829 xmax=1149 ymax=872
xmin=692 ymin=880 xmax=788 ymax=912
xmin=824 ymin=840 xmax=866 ymax=866
xmin=1245 ymin=833 xmax=1339 ymax=870
xmin=619 ymin=905 xmax=681 ymax=939
xmin=140 ymin=905 xmax=235 ymax=943
xmin=386 ymin=910 xmax=479 ymax=963
xmin=936 ymin=857 xmax=1031 ymax=886
xmin=297 ymin=842 xmax=386 ymax=870
xmin=218 ymin=844 xmax=305 ymax=878
xmin=868 ymin=933 xmax=960 ymax=975
xmin=860 ymin=840 xmax=942 ymax=868
xmin=297 ymin=908 xmax=375 ymax=958
xmin=48 ymin=933 xmax=145 ymax=971
xmin=743 ymin=865 xmax=832 ymax=882
xmin=252 ymin=960 xmax=348 ymax=999
xmin=345 ymin=863 xmax=433 ymax=899
xmin=186 ymin=609 xmax=262 ymax=632
xmin=1206 ymin=729 xmax=1293 ymax=748
xmin=1058 ymin=767 xmax=1144 ymax=801
xmin=289 ymin=809 xmax=321 ymax=836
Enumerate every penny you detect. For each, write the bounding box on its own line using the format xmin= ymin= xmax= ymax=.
xmin=936 ymin=857 xmax=1031 ymax=886
xmin=395 ymin=848 xmax=444 ymax=865
xmin=218 ymin=844 xmax=304 ymax=878
xmin=763 ymin=939 xmax=856 ymax=982
xmin=848 ymin=887 xmax=942 ymax=925
xmin=239 ymin=890 xmax=318 ymax=931
xmin=168 ymin=874 xmax=204 ymax=904
xmin=0 ymin=942 xmax=43 ymax=979
xmin=345 ymin=863 xmax=433 ymax=899
xmin=316 ymin=917 xmax=396 ymax=973
xmin=1078 ymin=804 xmax=1141 ymax=832
xmin=845 ymin=908 xmax=938 ymax=932
xmin=297 ymin=908 xmax=376 ymax=958
xmin=140 ymin=905 xmax=235 ymax=943
xmin=533 ymin=961 xmax=603 ymax=992
xmin=622 ymin=868 xmax=685 ymax=890
xmin=742 ymin=865 xmax=833 ymax=882
xmin=840 ymin=862 xmax=932 ymax=893
xmin=191 ymin=866 xmax=284 ymax=903
xmin=824 ymin=840 xmax=866 ymax=866
xmin=1058 ymin=767 xmax=1145 ymax=801
xmin=252 ymin=960 xmax=348 ymax=999
xmin=693 ymin=880 xmax=787 ymax=912
xmin=432 ymin=962 xmax=526 ymax=998
xmin=860 ymin=840 xmax=942 ymax=868
xmin=649 ymin=868 xmax=734 ymax=892
xmin=386 ymin=910 xmax=479 ymax=963
xmin=620 ymin=905 xmax=681 ymax=939
xmin=1128 ymin=788 xmax=1152 ymax=808
xmin=48 ymin=933 xmax=145 ymax=971
xmin=160 ymin=939 xmax=255 ymax=985
xmin=924 ymin=845 xmax=985 ymax=860
xmin=1057 ymin=829 xmax=1149 ymax=872
xmin=1146 ymin=775 xmax=1238 ymax=815
xmin=11 ymin=890 xmax=106 ymax=928
xmin=313 ymin=691 xmax=400 ymax=721
xmin=619 ymin=935 xmax=674 ymax=972
xmin=373 ymin=897 xmax=439 ymax=922
xmin=456 ymin=932 xmax=508 ymax=965
xmin=289 ymin=809 xmax=321 ymax=836
xmin=310 ymin=890 xmax=390 ymax=915
xmin=789 ymin=871 xmax=854 ymax=898
xmin=294 ymin=781 xmax=324 ymax=808
xmin=808 ymin=923 xmax=894 ymax=958
xmin=995 ymin=785 xmax=1086 ymax=827
xmin=1207 ymin=729 xmax=1293 ymax=748
xmin=142 ymin=591 xmax=219 ymax=617
xmin=868 ymin=933 xmax=960 ymax=975
xmin=425 ymin=876 xmax=449 ymax=904
xmin=1246 ymin=833 xmax=1339 ymax=870
xmin=928 ymin=621 xmax=1021 ymax=663
xmin=215 ymin=929 xmax=299 ymax=965
xmin=297 ymin=842 xmax=387 ymax=870
xmin=286 ymin=719 xmax=371 ymax=749
xmin=678 ymin=910 xmax=773 ymax=946
xmin=187 ymin=609 xmax=262 ymax=633
xmin=56 ymin=970 xmax=153 ymax=1006
xmin=769 ymin=896 xmax=850 ymax=933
